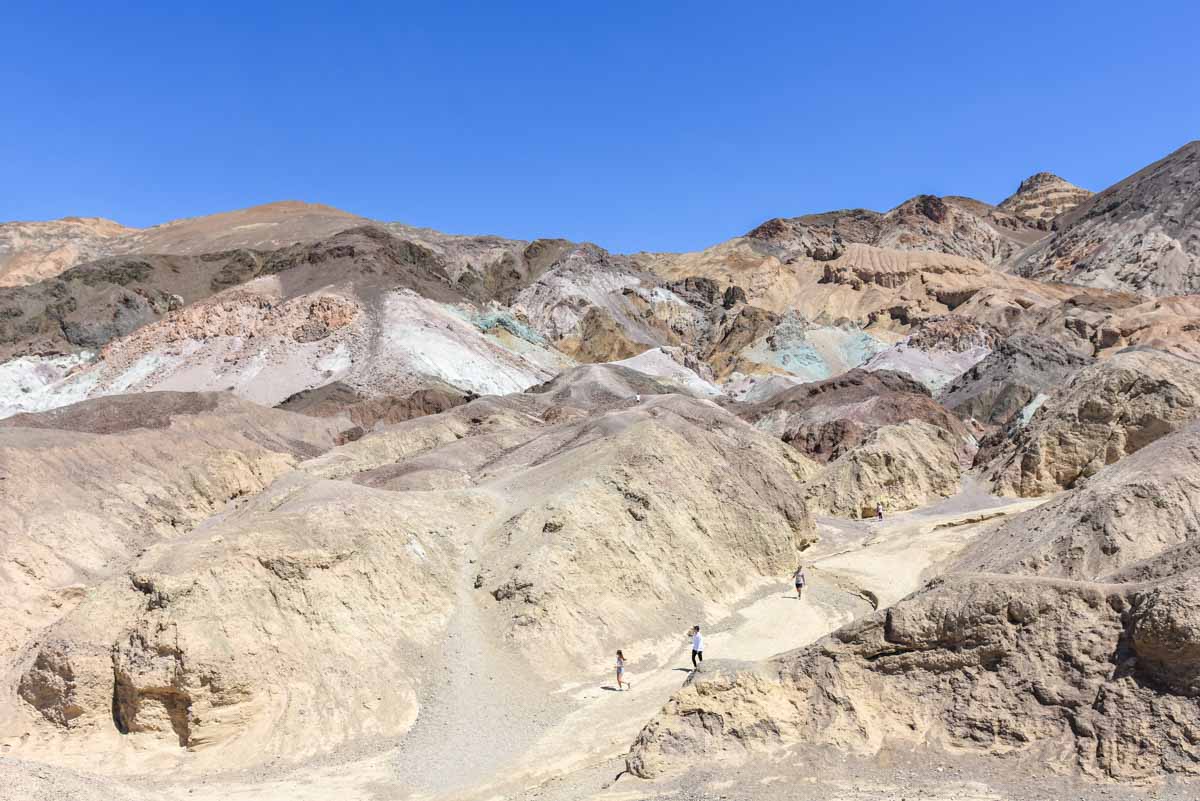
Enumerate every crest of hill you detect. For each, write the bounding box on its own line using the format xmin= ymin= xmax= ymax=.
xmin=0 ymin=202 xmax=370 ymax=289
xmin=1007 ymin=141 xmax=1200 ymax=296
xmin=998 ymin=172 xmax=1093 ymax=223
xmin=0 ymin=216 xmax=133 ymax=287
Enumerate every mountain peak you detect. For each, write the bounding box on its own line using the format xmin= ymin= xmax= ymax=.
xmin=999 ymin=172 xmax=1092 ymax=223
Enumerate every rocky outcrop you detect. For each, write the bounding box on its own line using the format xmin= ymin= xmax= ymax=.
xmin=628 ymin=574 xmax=1200 ymax=781
xmin=802 ymin=421 xmax=964 ymax=517
xmin=939 ymin=334 xmax=1091 ymax=427
xmin=276 ymin=381 xmax=471 ymax=430
xmin=960 ymin=421 xmax=1200 ymax=581
xmin=978 ymin=348 xmax=1200 ymax=497
xmin=740 ymin=368 xmax=972 ymax=462
xmin=0 ymin=392 xmax=342 ymax=682
xmin=555 ymin=306 xmax=651 ymax=363
xmin=747 ymin=191 xmax=1047 ymax=268
xmin=861 ymin=315 xmax=995 ymax=392
xmin=998 ymin=172 xmax=1092 ymax=224
xmin=1008 ymin=141 xmax=1200 ymax=296
xmin=0 ymin=217 xmax=131 ymax=288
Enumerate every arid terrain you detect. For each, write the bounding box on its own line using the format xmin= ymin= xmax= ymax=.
xmin=3 ymin=141 xmax=1200 ymax=801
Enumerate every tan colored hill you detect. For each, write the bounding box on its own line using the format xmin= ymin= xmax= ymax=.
xmin=0 ymin=202 xmax=367 ymax=290
xmin=960 ymin=420 xmax=1200 ymax=581
xmin=0 ymin=373 xmax=817 ymax=774
xmin=738 ymin=368 xmax=973 ymax=462
xmin=997 ymin=172 xmax=1092 ymax=224
xmin=1008 ymin=141 xmax=1200 ymax=296
xmin=0 ymin=216 xmax=131 ymax=287
xmin=977 ymin=348 xmax=1200 ymax=497
xmin=110 ymin=201 xmax=367 ymax=256
xmin=801 ymin=420 xmax=963 ymax=517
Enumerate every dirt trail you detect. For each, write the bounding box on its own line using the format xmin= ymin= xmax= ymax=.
xmin=73 ymin=482 xmax=1043 ymax=801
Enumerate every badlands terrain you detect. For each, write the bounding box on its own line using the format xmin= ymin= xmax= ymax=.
xmin=2 ymin=141 xmax=1200 ymax=801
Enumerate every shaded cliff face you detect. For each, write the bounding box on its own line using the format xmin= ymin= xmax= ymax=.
xmin=1009 ymin=141 xmax=1200 ymax=296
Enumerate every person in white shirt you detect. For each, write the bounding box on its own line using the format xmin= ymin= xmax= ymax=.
xmin=793 ymin=565 xmax=807 ymax=599
xmin=688 ymin=625 xmax=704 ymax=670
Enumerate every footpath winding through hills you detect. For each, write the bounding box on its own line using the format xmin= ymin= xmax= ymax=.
xmin=1 ymin=481 xmax=1049 ymax=801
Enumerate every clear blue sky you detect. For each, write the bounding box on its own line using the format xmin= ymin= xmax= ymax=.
xmin=2 ymin=1 xmax=1198 ymax=253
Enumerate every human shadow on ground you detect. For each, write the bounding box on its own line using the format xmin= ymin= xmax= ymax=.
xmin=600 ymin=685 xmax=622 ymax=691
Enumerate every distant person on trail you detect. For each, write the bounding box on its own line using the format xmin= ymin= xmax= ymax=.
xmin=688 ymin=625 xmax=704 ymax=670
xmin=793 ymin=565 xmax=807 ymax=599
xmin=615 ymin=650 xmax=630 ymax=690
xmin=876 ymin=501 xmax=884 ymax=521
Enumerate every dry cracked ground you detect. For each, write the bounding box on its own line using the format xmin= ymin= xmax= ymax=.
xmin=3 ymin=142 xmax=1200 ymax=801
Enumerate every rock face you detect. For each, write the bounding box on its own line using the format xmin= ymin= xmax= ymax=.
xmin=0 ymin=392 xmax=343 ymax=663
xmin=861 ymin=315 xmax=996 ymax=392
xmin=745 ymin=191 xmax=1047 ymax=267
xmin=1009 ymin=141 xmax=1200 ymax=296
xmin=959 ymin=421 xmax=1200 ymax=581
xmin=275 ymin=381 xmax=471 ymax=432
xmin=801 ymin=420 xmax=963 ymax=517
xmin=978 ymin=348 xmax=1200 ymax=497
xmin=0 ymin=217 xmax=131 ymax=288
xmin=939 ymin=334 xmax=1091 ymax=427
xmin=627 ymin=573 xmax=1200 ymax=781
xmin=998 ymin=172 xmax=1092 ymax=224
xmin=739 ymin=368 xmax=972 ymax=463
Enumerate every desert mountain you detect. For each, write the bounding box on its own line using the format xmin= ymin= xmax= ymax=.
xmin=5 ymin=141 xmax=1200 ymax=801
xmin=1009 ymin=141 xmax=1200 ymax=296
xmin=997 ymin=171 xmax=1092 ymax=224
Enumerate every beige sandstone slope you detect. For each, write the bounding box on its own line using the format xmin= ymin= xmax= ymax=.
xmin=112 ymin=201 xmax=368 ymax=256
xmin=997 ymin=172 xmax=1092 ymax=224
xmin=801 ymin=420 xmax=964 ymax=517
xmin=0 ymin=392 xmax=342 ymax=660
xmin=1 ymin=373 xmax=819 ymax=773
xmin=639 ymin=239 xmax=1062 ymax=324
xmin=960 ymin=420 xmax=1200 ymax=582
xmin=978 ymin=348 xmax=1200 ymax=497
xmin=0 ymin=217 xmax=131 ymax=287
xmin=0 ymin=202 xmax=366 ymax=289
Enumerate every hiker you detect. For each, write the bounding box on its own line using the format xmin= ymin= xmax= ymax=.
xmin=688 ymin=625 xmax=704 ymax=670
xmin=876 ymin=501 xmax=884 ymax=521
xmin=793 ymin=565 xmax=807 ymax=599
xmin=615 ymin=649 xmax=630 ymax=690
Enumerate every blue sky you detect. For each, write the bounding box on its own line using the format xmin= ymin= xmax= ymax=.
xmin=2 ymin=1 xmax=1198 ymax=252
